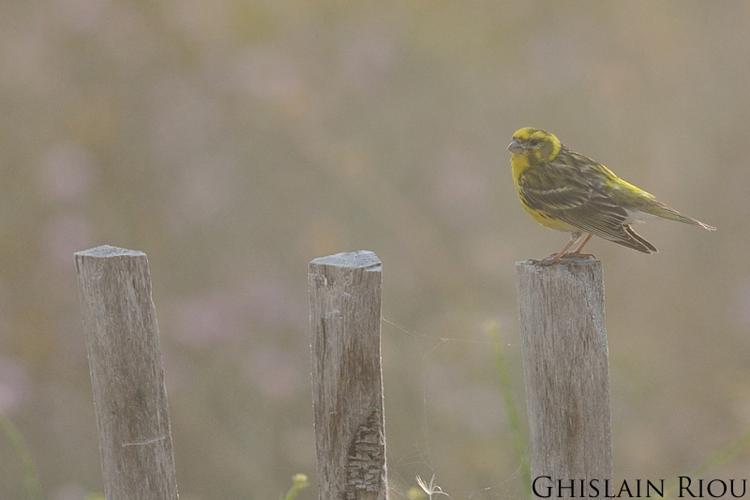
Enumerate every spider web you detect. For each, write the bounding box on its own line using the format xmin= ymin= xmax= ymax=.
xmin=380 ymin=315 xmax=530 ymax=500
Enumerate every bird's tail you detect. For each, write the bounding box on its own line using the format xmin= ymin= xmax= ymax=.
xmin=642 ymin=202 xmax=716 ymax=231
xmin=619 ymin=225 xmax=658 ymax=254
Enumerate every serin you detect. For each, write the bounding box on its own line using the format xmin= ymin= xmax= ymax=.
xmin=509 ymin=127 xmax=715 ymax=261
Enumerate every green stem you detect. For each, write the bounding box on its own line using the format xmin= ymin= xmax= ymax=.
xmin=281 ymin=473 xmax=309 ymax=500
xmin=488 ymin=323 xmax=530 ymax=498
xmin=659 ymin=428 xmax=750 ymax=499
xmin=0 ymin=414 xmax=43 ymax=500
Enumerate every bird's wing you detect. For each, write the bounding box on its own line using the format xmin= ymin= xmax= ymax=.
xmin=520 ymin=163 xmax=657 ymax=253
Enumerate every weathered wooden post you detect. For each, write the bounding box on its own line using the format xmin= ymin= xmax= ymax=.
xmin=516 ymin=257 xmax=612 ymax=499
xmin=75 ymin=245 xmax=179 ymax=500
xmin=308 ymin=250 xmax=388 ymax=500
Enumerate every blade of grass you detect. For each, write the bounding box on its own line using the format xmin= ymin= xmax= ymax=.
xmin=487 ymin=321 xmax=530 ymax=498
xmin=281 ymin=473 xmax=309 ymax=500
xmin=657 ymin=428 xmax=750 ymax=499
xmin=0 ymin=414 xmax=43 ymax=500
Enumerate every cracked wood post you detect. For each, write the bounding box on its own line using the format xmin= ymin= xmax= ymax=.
xmin=516 ymin=257 xmax=612 ymax=499
xmin=75 ymin=245 xmax=178 ymax=500
xmin=308 ymin=251 xmax=388 ymax=500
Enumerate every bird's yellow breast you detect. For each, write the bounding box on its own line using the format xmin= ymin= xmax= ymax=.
xmin=520 ymin=202 xmax=577 ymax=231
xmin=511 ymin=153 xmax=577 ymax=232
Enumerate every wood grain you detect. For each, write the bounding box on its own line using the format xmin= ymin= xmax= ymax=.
xmin=516 ymin=257 xmax=612 ymax=498
xmin=308 ymin=251 xmax=388 ymax=500
xmin=75 ymin=245 xmax=178 ymax=500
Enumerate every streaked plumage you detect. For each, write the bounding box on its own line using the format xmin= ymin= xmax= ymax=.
xmin=508 ymin=127 xmax=715 ymax=260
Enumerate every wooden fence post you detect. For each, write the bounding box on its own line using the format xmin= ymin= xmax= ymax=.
xmin=516 ymin=257 xmax=612 ymax=499
xmin=75 ymin=245 xmax=178 ymax=500
xmin=308 ymin=250 xmax=388 ymax=500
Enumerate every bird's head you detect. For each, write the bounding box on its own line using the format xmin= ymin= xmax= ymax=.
xmin=508 ymin=127 xmax=562 ymax=165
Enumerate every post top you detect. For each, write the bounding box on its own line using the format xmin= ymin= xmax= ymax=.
xmin=75 ymin=245 xmax=146 ymax=258
xmin=310 ymin=250 xmax=381 ymax=270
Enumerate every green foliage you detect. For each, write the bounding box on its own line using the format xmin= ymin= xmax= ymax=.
xmin=406 ymin=486 xmax=427 ymax=500
xmin=657 ymin=428 xmax=750 ymax=500
xmin=0 ymin=415 xmax=42 ymax=500
xmin=486 ymin=321 xmax=531 ymax=498
xmin=281 ymin=473 xmax=309 ymax=500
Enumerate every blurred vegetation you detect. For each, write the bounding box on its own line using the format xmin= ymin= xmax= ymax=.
xmin=282 ymin=473 xmax=309 ymax=500
xmin=489 ymin=322 xmax=529 ymax=497
xmin=0 ymin=415 xmax=42 ymax=500
xmin=1 ymin=1 xmax=749 ymax=499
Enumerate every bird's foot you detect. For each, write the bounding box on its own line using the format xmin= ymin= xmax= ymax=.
xmin=540 ymin=252 xmax=565 ymax=265
xmin=565 ymin=252 xmax=596 ymax=259
xmin=539 ymin=252 xmax=596 ymax=265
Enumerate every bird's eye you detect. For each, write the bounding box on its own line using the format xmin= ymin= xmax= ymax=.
xmin=529 ymin=139 xmax=540 ymax=146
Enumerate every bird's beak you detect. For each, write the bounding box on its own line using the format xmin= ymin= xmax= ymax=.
xmin=507 ymin=139 xmax=524 ymax=153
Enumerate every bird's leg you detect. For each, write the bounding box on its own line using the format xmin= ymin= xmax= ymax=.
xmin=568 ymin=233 xmax=594 ymax=257
xmin=542 ymin=232 xmax=582 ymax=264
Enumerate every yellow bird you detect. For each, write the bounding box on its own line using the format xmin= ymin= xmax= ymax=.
xmin=508 ymin=127 xmax=715 ymax=261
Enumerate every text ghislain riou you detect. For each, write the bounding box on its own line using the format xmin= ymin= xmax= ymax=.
xmin=531 ymin=476 xmax=748 ymax=498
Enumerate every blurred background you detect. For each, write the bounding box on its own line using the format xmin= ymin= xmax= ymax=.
xmin=1 ymin=1 xmax=749 ymax=499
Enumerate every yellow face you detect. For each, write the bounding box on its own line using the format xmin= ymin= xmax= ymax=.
xmin=507 ymin=127 xmax=562 ymax=165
